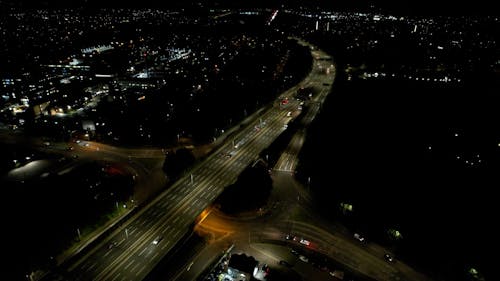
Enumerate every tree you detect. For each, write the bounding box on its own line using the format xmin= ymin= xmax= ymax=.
xmin=162 ymin=148 xmax=195 ymax=179
xmin=217 ymin=162 xmax=272 ymax=213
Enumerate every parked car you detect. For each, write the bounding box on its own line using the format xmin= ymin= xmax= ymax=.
xmin=279 ymin=260 xmax=292 ymax=267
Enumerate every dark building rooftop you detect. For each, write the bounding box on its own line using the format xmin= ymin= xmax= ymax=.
xmin=228 ymin=253 xmax=258 ymax=275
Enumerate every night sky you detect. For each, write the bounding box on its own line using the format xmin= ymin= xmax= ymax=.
xmin=1 ymin=0 xmax=497 ymax=15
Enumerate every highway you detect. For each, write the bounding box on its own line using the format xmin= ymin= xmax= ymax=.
xmin=50 ymin=40 xmax=335 ymax=281
xmin=185 ymin=43 xmax=433 ymax=281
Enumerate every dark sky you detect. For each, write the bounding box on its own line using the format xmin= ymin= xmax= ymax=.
xmin=1 ymin=0 xmax=497 ymax=15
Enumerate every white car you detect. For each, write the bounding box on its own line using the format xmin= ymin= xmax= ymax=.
xmin=354 ymin=233 xmax=365 ymax=242
xmin=299 ymin=238 xmax=310 ymax=246
xmin=298 ymin=255 xmax=309 ymax=263
xmin=152 ymin=236 xmax=163 ymax=245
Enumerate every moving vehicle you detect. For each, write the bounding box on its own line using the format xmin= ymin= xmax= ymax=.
xmin=354 ymin=233 xmax=365 ymax=242
xmin=384 ymin=253 xmax=394 ymax=262
xmin=152 ymin=236 xmax=163 ymax=245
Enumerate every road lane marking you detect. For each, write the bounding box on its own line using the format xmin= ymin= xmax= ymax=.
xmin=110 ymin=272 xmax=121 ymax=281
xmin=138 ymin=246 xmax=147 ymax=256
xmin=152 ymin=252 xmax=159 ymax=261
xmin=124 ymin=260 xmax=134 ymax=270
xmin=130 ymin=262 xmax=140 ymax=272
xmin=86 ymin=262 xmax=96 ymax=271
xmin=161 ymin=241 xmax=170 ymax=250
xmin=103 ymin=248 xmax=113 ymax=258
xmin=161 ymin=225 xmax=170 ymax=234
xmin=135 ymin=266 xmax=145 ymax=276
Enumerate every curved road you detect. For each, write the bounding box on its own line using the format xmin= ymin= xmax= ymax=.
xmin=186 ymin=41 xmax=433 ymax=281
xmin=45 ymin=39 xmax=333 ymax=281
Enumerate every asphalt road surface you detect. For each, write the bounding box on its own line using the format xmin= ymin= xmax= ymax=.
xmin=47 ymin=40 xmax=334 ymax=281
xmin=185 ymin=41 xmax=432 ymax=281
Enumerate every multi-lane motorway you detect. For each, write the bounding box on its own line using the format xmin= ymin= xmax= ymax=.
xmin=50 ymin=40 xmax=335 ymax=281
xmin=183 ymin=41 xmax=432 ymax=281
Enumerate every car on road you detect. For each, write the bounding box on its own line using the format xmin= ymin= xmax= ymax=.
xmin=279 ymin=260 xmax=292 ymax=267
xmin=152 ymin=236 xmax=163 ymax=245
xmin=354 ymin=233 xmax=365 ymax=242
xmin=384 ymin=253 xmax=394 ymax=263
xmin=299 ymin=238 xmax=310 ymax=246
xmin=298 ymin=255 xmax=309 ymax=263
xmin=329 ymin=270 xmax=345 ymax=279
